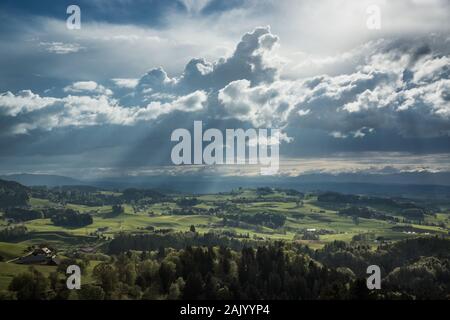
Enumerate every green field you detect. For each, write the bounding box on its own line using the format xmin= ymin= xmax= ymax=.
xmin=9 ymin=190 xmax=450 ymax=246
xmin=1 ymin=188 xmax=449 ymax=292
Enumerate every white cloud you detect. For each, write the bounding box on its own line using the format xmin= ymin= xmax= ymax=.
xmin=111 ymin=78 xmax=139 ymax=89
xmin=0 ymin=90 xmax=57 ymax=117
xmin=412 ymin=56 xmax=450 ymax=83
xmin=218 ymin=79 xmax=298 ymax=127
xmin=1 ymin=27 xmax=449 ymax=145
xmin=64 ymin=81 xmax=113 ymax=95
xmin=0 ymin=89 xmax=207 ymax=134
xmin=39 ymin=42 xmax=84 ymax=54
xmin=132 ymin=90 xmax=207 ymax=121
xmin=330 ymin=131 xmax=348 ymax=139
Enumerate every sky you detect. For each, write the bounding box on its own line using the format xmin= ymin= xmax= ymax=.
xmin=0 ymin=0 xmax=449 ymax=179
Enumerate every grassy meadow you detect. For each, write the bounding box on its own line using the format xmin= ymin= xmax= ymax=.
xmin=0 ymin=188 xmax=449 ymax=292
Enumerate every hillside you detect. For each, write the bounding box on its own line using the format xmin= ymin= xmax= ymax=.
xmin=0 ymin=174 xmax=82 ymax=187
xmin=0 ymin=179 xmax=30 ymax=208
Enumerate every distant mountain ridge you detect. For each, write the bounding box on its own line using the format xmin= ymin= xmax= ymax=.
xmin=2 ymin=172 xmax=450 ymax=198
xmin=0 ymin=173 xmax=83 ymax=187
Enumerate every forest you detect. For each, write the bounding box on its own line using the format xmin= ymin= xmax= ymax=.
xmin=2 ymin=237 xmax=449 ymax=300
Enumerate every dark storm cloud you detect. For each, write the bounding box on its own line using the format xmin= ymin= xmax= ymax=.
xmin=0 ymin=0 xmax=185 ymax=27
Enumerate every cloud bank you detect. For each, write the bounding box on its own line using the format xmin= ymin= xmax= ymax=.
xmin=2 ymin=27 xmax=448 ymax=140
xmin=0 ymin=6 xmax=449 ymax=177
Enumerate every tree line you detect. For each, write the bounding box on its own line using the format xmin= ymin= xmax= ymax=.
xmin=3 ymin=236 xmax=448 ymax=300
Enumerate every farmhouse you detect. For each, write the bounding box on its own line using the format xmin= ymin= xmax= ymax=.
xmin=15 ymin=246 xmax=60 ymax=266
